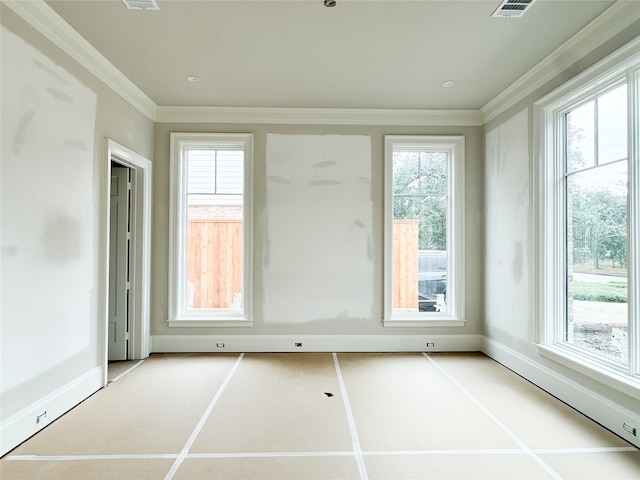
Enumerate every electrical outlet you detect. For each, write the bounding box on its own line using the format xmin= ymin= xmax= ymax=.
xmin=426 ymin=342 xmax=435 ymax=348
xmin=295 ymin=342 xmax=303 ymax=348
xmin=216 ymin=342 xmax=225 ymax=348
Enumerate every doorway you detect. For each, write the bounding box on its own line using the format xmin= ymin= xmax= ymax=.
xmin=104 ymin=140 xmax=152 ymax=383
xmin=109 ymin=164 xmax=131 ymax=360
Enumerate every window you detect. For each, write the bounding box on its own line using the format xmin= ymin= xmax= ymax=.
xmin=169 ymin=133 xmax=253 ymax=326
xmin=384 ymin=136 xmax=465 ymax=327
xmin=536 ymin=38 xmax=639 ymax=393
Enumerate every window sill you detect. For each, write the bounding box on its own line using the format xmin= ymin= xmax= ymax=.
xmin=169 ymin=317 xmax=253 ymax=328
xmin=536 ymin=343 xmax=640 ymax=399
xmin=384 ymin=316 xmax=465 ymax=328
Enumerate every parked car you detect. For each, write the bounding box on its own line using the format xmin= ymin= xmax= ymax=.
xmin=418 ymin=250 xmax=447 ymax=312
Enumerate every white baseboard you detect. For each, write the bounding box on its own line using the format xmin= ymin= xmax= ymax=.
xmin=481 ymin=337 xmax=639 ymax=448
xmin=0 ymin=366 xmax=104 ymax=457
xmin=151 ymin=334 xmax=483 ymax=353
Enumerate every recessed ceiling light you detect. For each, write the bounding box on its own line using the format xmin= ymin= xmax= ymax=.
xmin=441 ymin=80 xmax=456 ymax=88
xmin=186 ymin=76 xmax=200 ymax=83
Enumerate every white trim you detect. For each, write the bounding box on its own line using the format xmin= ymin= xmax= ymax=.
xmin=482 ymin=337 xmax=640 ymax=448
xmin=630 ymin=65 xmax=640 ymax=377
xmin=534 ymin=37 xmax=640 ymax=112
xmin=6 ymin=0 xmax=636 ymax=128
xmin=481 ymin=1 xmax=640 ymax=123
xmin=534 ymin=38 xmax=640 ymax=389
xmin=383 ymin=136 xmax=466 ymax=326
xmin=3 ymin=0 xmax=157 ymax=120
xmin=535 ymin=344 xmax=640 ymax=399
xmin=169 ymin=133 xmax=254 ymax=325
xmin=155 ymin=106 xmax=483 ymax=126
xmin=105 ymin=139 xmax=153 ymax=363
xmin=167 ymin=319 xmax=253 ymax=328
xmin=150 ymin=334 xmax=483 ymax=353
xmin=382 ymin=319 xmax=466 ymax=328
xmin=0 ymin=367 xmax=103 ymax=457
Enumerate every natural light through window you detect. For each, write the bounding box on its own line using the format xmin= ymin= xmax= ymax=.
xmin=536 ymin=38 xmax=639 ymax=392
xmin=169 ymin=133 xmax=253 ymax=326
xmin=565 ymin=85 xmax=628 ymax=363
xmin=384 ymin=136 xmax=465 ymax=327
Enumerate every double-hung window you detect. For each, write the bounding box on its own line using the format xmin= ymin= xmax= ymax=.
xmin=384 ymin=136 xmax=465 ymax=326
xmin=536 ymin=38 xmax=640 ymax=392
xmin=169 ymin=133 xmax=253 ymax=326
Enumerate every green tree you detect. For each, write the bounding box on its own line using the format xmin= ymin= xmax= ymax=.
xmin=393 ymin=151 xmax=447 ymax=250
xmin=567 ymin=122 xmax=628 ymax=270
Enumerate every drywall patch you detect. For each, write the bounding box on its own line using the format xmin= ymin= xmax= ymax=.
xmin=312 ymin=160 xmax=338 ymax=169
xmin=264 ymin=134 xmax=374 ymax=324
xmin=267 ymin=175 xmax=290 ymax=185
xmin=484 ymin=109 xmax=530 ymax=340
xmin=42 ymin=212 xmax=83 ymax=263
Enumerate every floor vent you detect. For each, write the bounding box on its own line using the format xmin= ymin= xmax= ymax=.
xmin=491 ymin=0 xmax=537 ymax=18
xmin=121 ymin=0 xmax=159 ymax=11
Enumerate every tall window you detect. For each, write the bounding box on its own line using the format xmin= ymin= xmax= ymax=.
xmin=169 ymin=133 xmax=253 ymax=326
xmin=384 ymin=136 xmax=465 ymax=326
xmin=565 ymin=84 xmax=628 ymax=363
xmin=537 ymin=38 xmax=639 ymax=389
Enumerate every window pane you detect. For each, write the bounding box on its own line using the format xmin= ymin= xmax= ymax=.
xmin=392 ymin=151 xmax=448 ymax=314
xmin=216 ymin=150 xmax=244 ymax=194
xmin=566 ymin=161 xmax=628 ymax=363
xmin=566 ymin=101 xmax=595 ymax=172
xmin=186 ymin=149 xmax=244 ymax=312
xmin=187 ymin=150 xmax=216 ymax=194
xmin=597 ymin=84 xmax=627 ymax=164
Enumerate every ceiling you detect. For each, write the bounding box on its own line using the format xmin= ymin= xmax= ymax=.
xmin=45 ymin=0 xmax=616 ymax=110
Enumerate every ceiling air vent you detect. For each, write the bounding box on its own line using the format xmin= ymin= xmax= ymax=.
xmin=491 ymin=0 xmax=537 ymax=18
xmin=121 ymin=0 xmax=159 ymax=11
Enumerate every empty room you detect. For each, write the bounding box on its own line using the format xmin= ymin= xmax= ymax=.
xmin=1 ymin=1 xmax=639 ymax=479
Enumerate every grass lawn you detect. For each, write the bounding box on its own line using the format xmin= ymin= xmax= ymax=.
xmin=572 ymin=280 xmax=627 ymax=303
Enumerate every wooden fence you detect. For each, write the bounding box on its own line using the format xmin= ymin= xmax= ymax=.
xmin=187 ymin=219 xmax=242 ymax=309
xmin=393 ymin=219 xmax=419 ymax=310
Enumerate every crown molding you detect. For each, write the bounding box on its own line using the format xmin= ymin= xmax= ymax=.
xmin=3 ymin=0 xmax=157 ymax=120
xmin=155 ymin=106 xmax=483 ymax=126
xmin=8 ymin=0 xmax=633 ymax=127
xmin=481 ymin=0 xmax=640 ymax=124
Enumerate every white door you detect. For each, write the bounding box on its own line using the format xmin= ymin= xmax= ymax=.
xmin=108 ymin=166 xmax=130 ymax=361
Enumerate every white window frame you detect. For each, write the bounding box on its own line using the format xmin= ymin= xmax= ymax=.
xmin=384 ymin=135 xmax=465 ymax=327
xmin=169 ymin=133 xmax=253 ymax=327
xmin=534 ymin=37 xmax=640 ymax=396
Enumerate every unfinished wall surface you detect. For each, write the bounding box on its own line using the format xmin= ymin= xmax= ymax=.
xmin=0 ymin=6 xmax=154 ymax=455
xmin=484 ymin=109 xmax=531 ymax=346
xmin=1 ymin=25 xmax=97 ymax=394
xmin=263 ymin=134 xmax=374 ymax=325
xmin=152 ymin=124 xmax=484 ymax=340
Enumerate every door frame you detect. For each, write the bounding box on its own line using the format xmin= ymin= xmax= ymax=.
xmin=103 ymin=139 xmax=152 ymax=384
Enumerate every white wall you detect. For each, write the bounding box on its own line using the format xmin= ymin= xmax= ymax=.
xmin=0 ymin=7 xmax=154 ymax=455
